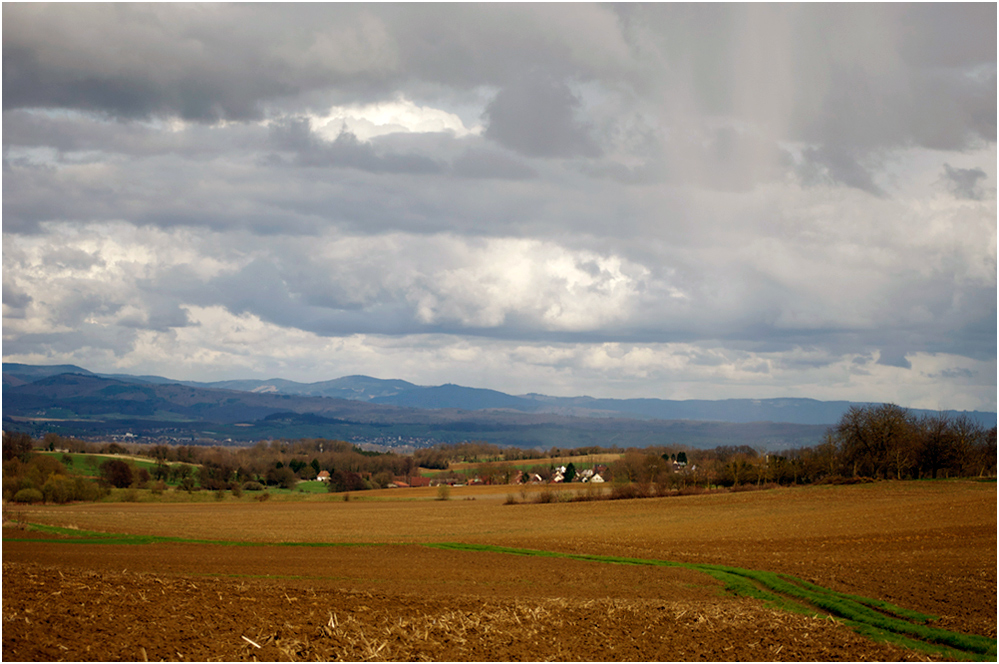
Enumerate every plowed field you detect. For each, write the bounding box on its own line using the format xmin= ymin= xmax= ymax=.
xmin=3 ymin=480 xmax=996 ymax=661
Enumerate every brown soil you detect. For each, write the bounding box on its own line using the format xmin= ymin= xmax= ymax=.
xmin=3 ymin=480 xmax=995 ymax=661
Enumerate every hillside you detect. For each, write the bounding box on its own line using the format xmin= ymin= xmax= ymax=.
xmin=0 ymin=370 xmax=828 ymax=450
xmin=5 ymin=363 xmax=993 ymax=429
xmin=3 ymin=364 xmax=993 ymax=451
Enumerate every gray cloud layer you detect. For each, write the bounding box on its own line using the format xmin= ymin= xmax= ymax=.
xmin=3 ymin=4 xmax=995 ymax=410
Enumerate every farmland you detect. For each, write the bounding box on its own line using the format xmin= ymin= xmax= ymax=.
xmin=3 ymin=480 xmax=996 ymax=661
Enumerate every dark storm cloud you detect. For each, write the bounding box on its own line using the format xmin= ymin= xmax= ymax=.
xmin=2 ymin=4 xmax=400 ymax=122
xmin=451 ymin=148 xmax=537 ymax=180
xmin=942 ymin=164 xmax=988 ymax=201
xmin=483 ymin=74 xmax=602 ymax=159
xmin=799 ymin=145 xmax=884 ymax=196
xmin=3 ymin=4 xmax=628 ymax=122
xmin=2 ymin=282 xmax=33 ymax=319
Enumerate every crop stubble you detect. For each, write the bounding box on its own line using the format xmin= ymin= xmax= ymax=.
xmin=3 ymin=481 xmax=995 ymax=661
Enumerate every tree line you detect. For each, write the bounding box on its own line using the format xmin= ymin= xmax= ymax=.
xmin=3 ymin=404 xmax=994 ymax=503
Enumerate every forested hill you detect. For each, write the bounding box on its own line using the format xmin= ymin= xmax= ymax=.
xmin=2 ymin=371 xmax=834 ymax=449
xmin=4 ymin=363 xmax=994 ymax=428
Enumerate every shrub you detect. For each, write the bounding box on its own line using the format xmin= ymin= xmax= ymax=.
xmin=504 ymin=493 xmax=518 ymax=505
xmin=255 ymin=491 xmax=271 ymax=502
xmin=149 ymin=480 xmax=167 ymax=495
xmin=229 ymin=482 xmax=243 ymax=498
xmin=535 ymin=488 xmax=558 ymax=503
xmin=42 ymin=474 xmax=75 ymax=504
xmin=242 ymin=481 xmax=264 ymax=491
xmin=72 ymin=477 xmax=107 ymax=501
xmin=610 ymin=483 xmax=642 ymax=501
xmin=328 ymin=470 xmax=366 ymax=493
xmin=12 ymin=488 xmax=43 ymax=503
xmin=436 ymin=484 xmax=451 ymax=501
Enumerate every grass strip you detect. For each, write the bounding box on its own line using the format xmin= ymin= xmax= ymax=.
xmin=703 ymin=567 xmax=996 ymax=657
xmin=424 ymin=543 xmax=996 ymax=659
xmin=7 ymin=523 xmax=390 ymax=548
xmin=845 ymin=620 xmax=989 ymax=662
xmin=785 ymin=576 xmax=936 ymax=622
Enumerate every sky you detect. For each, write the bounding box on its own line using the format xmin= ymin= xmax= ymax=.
xmin=2 ymin=3 xmax=996 ymax=411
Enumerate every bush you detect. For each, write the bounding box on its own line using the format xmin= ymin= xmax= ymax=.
xmin=71 ymin=477 xmax=107 ymax=501
xmin=149 ymin=480 xmax=168 ymax=495
xmin=328 ymin=470 xmax=366 ymax=493
xmin=255 ymin=491 xmax=271 ymax=502
xmin=12 ymin=488 xmax=43 ymax=503
xmin=42 ymin=474 xmax=75 ymax=504
xmin=534 ymin=488 xmax=569 ymax=503
xmin=436 ymin=484 xmax=451 ymax=501
xmin=610 ymin=483 xmax=642 ymax=501
xmin=241 ymin=481 xmax=265 ymax=491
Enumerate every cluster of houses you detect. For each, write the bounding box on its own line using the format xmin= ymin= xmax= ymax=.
xmin=316 ymin=463 xmax=622 ymax=489
xmin=317 ymin=460 xmax=696 ymax=489
xmin=433 ymin=465 xmax=608 ymax=487
xmin=550 ymin=466 xmax=605 ymax=483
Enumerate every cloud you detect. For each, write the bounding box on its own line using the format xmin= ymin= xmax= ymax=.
xmin=2 ymin=5 xmax=995 ymax=412
xmin=483 ymin=74 xmax=602 ymax=158
xmin=451 ymin=148 xmax=536 ymax=180
xmin=877 ymin=348 xmax=912 ymax=370
xmin=2 ymin=4 xmax=400 ymax=121
xmin=942 ymin=163 xmax=988 ymax=200
xmin=798 ymin=145 xmax=884 ymax=196
xmin=269 ymin=118 xmax=444 ymax=174
xmin=309 ymin=96 xmax=482 ymax=142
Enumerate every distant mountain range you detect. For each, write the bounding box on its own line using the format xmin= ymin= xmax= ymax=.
xmin=3 ymin=363 xmax=994 ymax=450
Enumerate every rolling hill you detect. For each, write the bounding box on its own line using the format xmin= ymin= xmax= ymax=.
xmin=2 ymin=363 xmax=994 ymax=450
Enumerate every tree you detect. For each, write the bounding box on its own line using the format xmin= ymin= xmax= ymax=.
xmin=916 ymin=414 xmax=958 ymax=479
xmin=836 ymin=404 xmax=916 ymax=479
xmin=327 ymin=470 xmax=365 ymax=493
xmin=564 ymin=462 xmax=576 ymax=483
xmin=3 ymin=432 xmax=35 ymax=462
xmin=100 ymin=459 xmax=133 ymax=488
xmin=266 ymin=466 xmax=298 ymax=489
